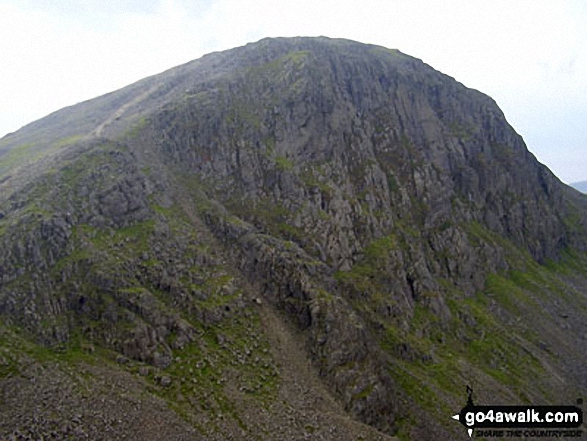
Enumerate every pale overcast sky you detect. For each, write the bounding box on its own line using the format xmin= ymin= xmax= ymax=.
xmin=1 ymin=0 xmax=585 ymax=183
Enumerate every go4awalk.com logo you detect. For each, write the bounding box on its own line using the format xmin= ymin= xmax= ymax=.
xmin=452 ymin=387 xmax=584 ymax=438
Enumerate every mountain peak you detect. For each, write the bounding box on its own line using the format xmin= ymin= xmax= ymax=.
xmin=1 ymin=37 xmax=587 ymax=440
xmin=571 ymin=180 xmax=587 ymax=193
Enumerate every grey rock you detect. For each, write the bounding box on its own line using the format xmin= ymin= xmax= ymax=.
xmin=1 ymin=37 xmax=587 ymax=441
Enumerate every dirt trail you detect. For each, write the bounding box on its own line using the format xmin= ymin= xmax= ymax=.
xmin=91 ymin=84 xmax=160 ymax=137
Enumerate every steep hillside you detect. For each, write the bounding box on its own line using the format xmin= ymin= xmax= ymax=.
xmin=1 ymin=37 xmax=587 ymax=440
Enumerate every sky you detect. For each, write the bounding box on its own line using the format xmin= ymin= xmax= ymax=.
xmin=1 ymin=0 xmax=585 ymax=183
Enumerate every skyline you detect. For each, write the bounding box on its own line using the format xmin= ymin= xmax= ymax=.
xmin=1 ymin=0 xmax=585 ymax=183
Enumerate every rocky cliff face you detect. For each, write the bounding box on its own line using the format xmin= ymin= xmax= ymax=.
xmin=1 ymin=37 xmax=587 ymax=440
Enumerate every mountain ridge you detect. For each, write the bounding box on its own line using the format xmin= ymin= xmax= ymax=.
xmin=571 ymin=180 xmax=587 ymax=193
xmin=1 ymin=37 xmax=587 ymax=440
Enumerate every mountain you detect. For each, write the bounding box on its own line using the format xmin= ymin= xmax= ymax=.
xmin=1 ymin=37 xmax=587 ymax=440
xmin=571 ymin=181 xmax=587 ymax=193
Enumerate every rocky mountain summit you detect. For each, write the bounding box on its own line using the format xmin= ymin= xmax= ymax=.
xmin=1 ymin=37 xmax=587 ymax=440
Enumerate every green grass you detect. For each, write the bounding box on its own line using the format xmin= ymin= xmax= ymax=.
xmin=465 ymin=221 xmax=533 ymax=268
xmin=0 ymin=134 xmax=84 ymax=178
xmin=249 ymin=50 xmax=310 ymax=76
xmin=448 ymin=121 xmax=475 ymax=141
xmin=334 ymin=233 xmax=397 ymax=292
xmin=54 ymin=134 xmax=83 ymax=148
xmin=0 ymin=142 xmax=35 ymax=175
xmin=275 ymin=155 xmax=294 ymax=172
xmin=139 ymin=308 xmax=279 ymax=434
xmin=122 ymin=116 xmax=149 ymax=139
xmin=52 ymin=246 xmax=93 ymax=273
xmin=484 ymin=273 xmax=536 ymax=313
xmin=299 ymin=168 xmax=332 ymax=192
xmin=369 ymin=234 xmax=580 ymax=436
xmin=225 ymin=101 xmax=262 ymax=130
xmin=0 ymin=324 xmax=115 ymax=375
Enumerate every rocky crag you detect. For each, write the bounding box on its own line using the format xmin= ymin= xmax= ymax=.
xmin=1 ymin=37 xmax=587 ymax=440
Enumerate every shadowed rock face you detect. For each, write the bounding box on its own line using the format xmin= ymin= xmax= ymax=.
xmin=1 ymin=37 xmax=587 ymax=440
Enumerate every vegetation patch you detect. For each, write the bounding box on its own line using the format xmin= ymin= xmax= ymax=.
xmin=448 ymin=121 xmax=475 ymax=141
xmin=274 ymin=155 xmax=294 ymax=172
xmin=0 ymin=143 xmax=36 ymax=176
xmin=335 ymin=233 xmax=397 ymax=292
